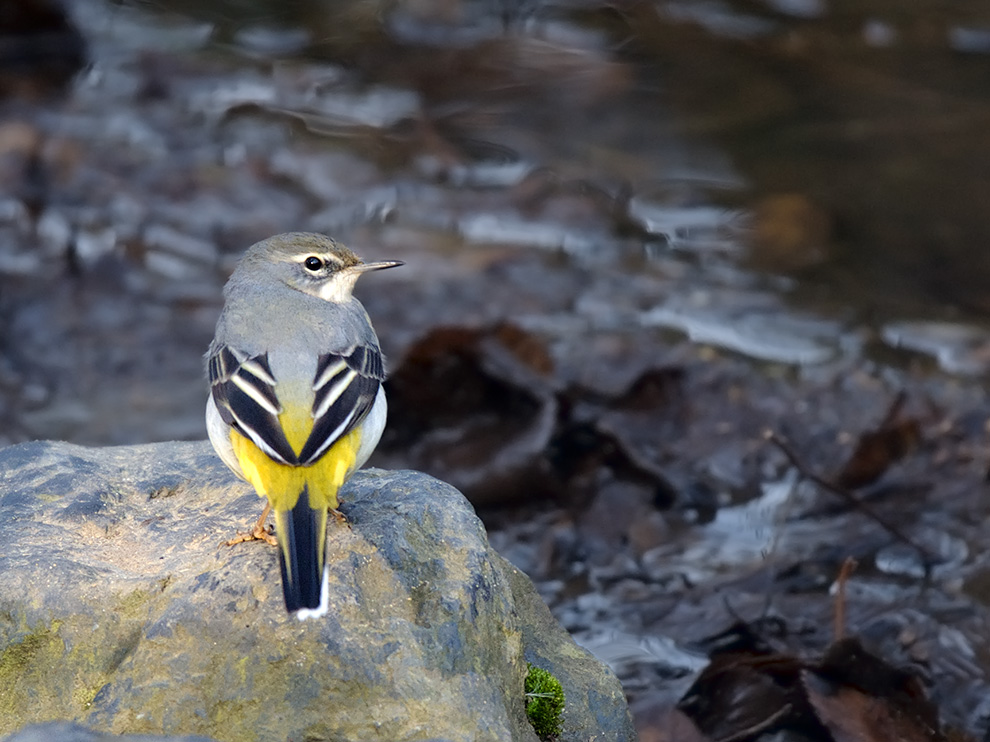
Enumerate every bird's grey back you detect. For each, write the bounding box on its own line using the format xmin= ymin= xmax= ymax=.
xmin=212 ymin=279 xmax=378 ymax=358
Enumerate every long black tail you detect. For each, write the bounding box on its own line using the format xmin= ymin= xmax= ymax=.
xmin=274 ymin=486 xmax=328 ymax=617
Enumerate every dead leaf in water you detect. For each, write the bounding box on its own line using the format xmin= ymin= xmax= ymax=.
xmin=375 ymin=322 xmax=685 ymax=509
xmin=375 ymin=323 xmax=559 ymax=506
xmin=836 ymin=393 xmax=922 ymax=489
xmin=679 ymin=630 xmax=948 ymax=742
xmin=804 ymin=637 xmax=942 ymax=742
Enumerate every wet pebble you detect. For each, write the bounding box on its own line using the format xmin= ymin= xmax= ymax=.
xmin=882 ymin=320 xmax=990 ymax=375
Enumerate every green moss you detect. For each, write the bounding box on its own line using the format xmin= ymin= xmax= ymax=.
xmin=0 ymin=620 xmax=66 ymax=730
xmin=524 ymin=663 xmax=564 ymax=741
xmin=207 ymin=697 xmax=264 ymax=740
xmin=0 ymin=590 xmax=165 ymax=734
xmin=114 ymin=588 xmax=155 ymax=619
xmin=72 ymin=680 xmax=108 ymax=710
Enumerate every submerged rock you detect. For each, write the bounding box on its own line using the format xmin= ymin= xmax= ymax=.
xmin=0 ymin=440 xmax=633 ymax=742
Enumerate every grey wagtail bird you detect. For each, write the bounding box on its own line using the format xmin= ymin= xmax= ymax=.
xmin=206 ymin=232 xmax=402 ymax=619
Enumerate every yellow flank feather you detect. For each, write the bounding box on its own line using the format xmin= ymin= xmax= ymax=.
xmin=229 ymin=404 xmax=363 ymax=512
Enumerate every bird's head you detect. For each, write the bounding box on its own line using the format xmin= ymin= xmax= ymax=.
xmin=240 ymin=232 xmax=402 ymax=303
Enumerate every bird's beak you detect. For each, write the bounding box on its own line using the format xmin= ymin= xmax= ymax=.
xmin=351 ymin=260 xmax=404 ymax=273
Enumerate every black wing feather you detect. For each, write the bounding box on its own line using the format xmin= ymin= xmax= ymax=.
xmin=208 ymin=345 xmax=298 ymax=465
xmin=298 ymin=346 xmax=383 ymax=465
xmin=346 ymin=345 xmax=384 ymax=379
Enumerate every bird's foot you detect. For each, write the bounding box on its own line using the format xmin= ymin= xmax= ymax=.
xmin=330 ymin=507 xmax=350 ymax=528
xmin=222 ymin=503 xmax=277 ymax=547
xmin=223 ymin=523 xmax=278 ymax=547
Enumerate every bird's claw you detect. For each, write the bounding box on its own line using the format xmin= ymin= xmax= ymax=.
xmin=223 ymin=522 xmax=278 ymax=547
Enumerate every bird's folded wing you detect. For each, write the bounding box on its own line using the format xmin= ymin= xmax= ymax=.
xmin=298 ymin=346 xmax=382 ymax=464
xmin=208 ymin=343 xmax=383 ymax=467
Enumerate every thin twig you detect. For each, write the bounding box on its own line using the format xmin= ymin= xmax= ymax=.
xmin=878 ymin=390 xmax=908 ymax=429
xmin=833 ymin=557 xmax=857 ymax=642
xmin=716 ymin=704 xmax=792 ymax=742
xmin=766 ymin=431 xmax=937 ymax=567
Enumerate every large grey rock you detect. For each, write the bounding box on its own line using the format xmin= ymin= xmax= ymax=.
xmin=2 ymin=722 xmax=215 ymax=741
xmin=0 ymin=440 xmax=633 ymax=742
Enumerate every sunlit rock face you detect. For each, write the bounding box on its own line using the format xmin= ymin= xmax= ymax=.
xmin=0 ymin=439 xmax=634 ymax=742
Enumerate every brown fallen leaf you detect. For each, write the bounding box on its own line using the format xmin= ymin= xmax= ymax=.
xmin=836 ymin=393 xmax=922 ymax=489
xmin=378 ymin=322 xmax=684 ymax=508
xmin=375 ymin=323 xmax=559 ymax=506
xmin=678 ymin=631 xmax=947 ymax=742
xmin=641 ymin=708 xmax=711 ymax=742
xmin=677 ymin=650 xmax=813 ymax=741
xmin=804 ymin=637 xmax=943 ymax=742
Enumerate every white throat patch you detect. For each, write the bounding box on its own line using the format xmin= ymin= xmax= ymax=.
xmin=316 ymin=271 xmax=360 ymax=303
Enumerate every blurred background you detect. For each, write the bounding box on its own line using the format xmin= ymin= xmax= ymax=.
xmin=4 ymin=0 xmax=990 ymax=736
xmin=5 ymin=0 xmax=990 ymax=449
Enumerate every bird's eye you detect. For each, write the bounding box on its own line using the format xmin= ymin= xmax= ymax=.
xmin=304 ymin=256 xmax=323 ymax=272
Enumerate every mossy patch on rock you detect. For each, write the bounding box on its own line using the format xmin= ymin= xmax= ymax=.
xmin=0 ymin=620 xmax=65 ymax=721
xmin=525 ymin=664 xmax=565 ymax=740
